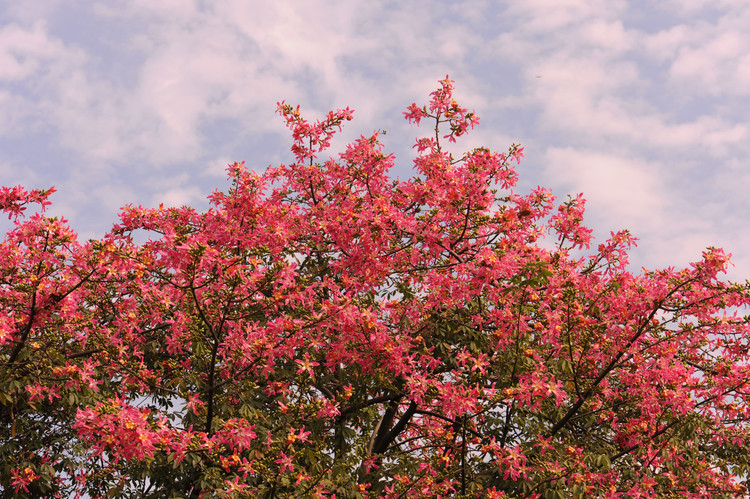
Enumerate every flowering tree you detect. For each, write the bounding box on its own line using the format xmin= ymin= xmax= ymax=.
xmin=2 ymin=77 xmax=750 ymax=498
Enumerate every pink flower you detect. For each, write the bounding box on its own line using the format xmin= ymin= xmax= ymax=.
xmin=10 ymin=467 xmax=38 ymax=493
xmin=275 ymin=451 xmax=294 ymax=473
xmin=295 ymin=352 xmax=319 ymax=380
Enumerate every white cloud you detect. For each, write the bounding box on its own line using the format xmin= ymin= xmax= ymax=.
xmin=2 ymin=1 xmax=63 ymax=21
xmin=543 ymin=147 xmax=666 ymax=230
xmin=655 ymin=0 xmax=748 ymax=16
xmin=0 ymin=90 xmax=25 ymax=136
xmin=485 ymin=1 xmax=750 ymax=167
xmin=204 ymin=156 xmax=236 ymax=178
xmin=503 ymin=0 xmax=629 ymax=32
xmin=638 ymin=4 xmax=750 ymax=98
xmin=0 ymin=22 xmax=85 ymax=137
xmin=580 ymin=19 xmax=634 ymax=53
xmin=155 ymin=185 xmax=205 ymax=208
xmin=0 ymin=22 xmax=66 ymax=81
xmin=669 ymin=31 xmax=750 ymax=97
xmin=2 ymin=1 xmax=497 ymax=172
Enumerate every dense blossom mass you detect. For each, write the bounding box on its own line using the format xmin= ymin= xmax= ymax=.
xmin=1 ymin=77 xmax=750 ymax=497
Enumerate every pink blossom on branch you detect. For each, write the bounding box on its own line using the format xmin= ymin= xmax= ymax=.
xmin=1 ymin=76 xmax=749 ymax=498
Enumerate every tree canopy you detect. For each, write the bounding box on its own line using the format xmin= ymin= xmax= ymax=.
xmin=2 ymin=77 xmax=750 ymax=498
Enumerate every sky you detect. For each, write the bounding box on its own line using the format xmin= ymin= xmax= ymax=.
xmin=1 ymin=0 xmax=749 ymax=280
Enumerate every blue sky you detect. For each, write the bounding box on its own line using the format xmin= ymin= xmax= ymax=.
xmin=1 ymin=0 xmax=749 ymax=279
